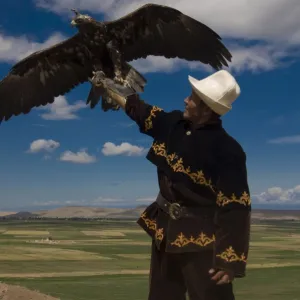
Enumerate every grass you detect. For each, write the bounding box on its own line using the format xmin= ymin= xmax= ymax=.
xmin=0 ymin=219 xmax=299 ymax=299
xmin=3 ymin=275 xmax=149 ymax=300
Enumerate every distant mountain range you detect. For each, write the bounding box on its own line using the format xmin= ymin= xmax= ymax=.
xmin=0 ymin=206 xmax=146 ymax=219
xmin=1 ymin=206 xmax=300 ymax=220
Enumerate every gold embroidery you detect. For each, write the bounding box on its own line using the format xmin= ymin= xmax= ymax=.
xmin=140 ymin=212 xmax=156 ymax=230
xmin=216 ymin=246 xmax=247 ymax=263
xmin=155 ymin=228 xmax=164 ymax=241
xmin=140 ymin=213 xmax=164 ymax=241
xmin=151 ymin=142 xmax=215 ymax=191
xmin=145 ymin=106 xmax=163 ymax=131
xmin=171 ymin=232 xmax=215 ymax=248
xmin=216 ymin=191 xmax=251 ymax=207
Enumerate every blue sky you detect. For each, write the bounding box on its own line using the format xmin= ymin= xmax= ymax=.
xmin=0 ymin=0 xmax=300 ymax=211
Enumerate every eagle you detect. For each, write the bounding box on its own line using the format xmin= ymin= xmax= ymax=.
xmin=0 ymin=3 xmax=232 ymax=123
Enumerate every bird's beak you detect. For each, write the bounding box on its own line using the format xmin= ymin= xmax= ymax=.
xmin=71 ymin=9 xmax=79 ymax=15
xmin=71 ymin=20 xmax=76 ymax=26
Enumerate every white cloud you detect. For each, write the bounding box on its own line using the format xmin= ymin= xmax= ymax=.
xmin=92 ymin=197 xmax=124 ymax=203
xmin=131 ymin=56 xmax=193 ymax=74
xmin=0 ymin=32 xmax=65 ymax=63
xmin=32 ymin=124 xmax=48 ymax=127
xmin=27 ymin=139 xmax=60 ymax=153
xmin=35 ymin=0 xmax=118 ymax=15
xmin=102 ymin=142 xmax=146 ymax=156
xmin=253 ymin=185 xmax=300 ymax=204
xmin=33 ymin=0 xmax=300 ymax=73
xmin=267 ymin=135 xmax=300 ymax=144
xmin=227 ymin=44 xmax=295 ymax=73
xmin=31 ymin=200 xmax=62 ymax=207
xmin=59 ymin=149 xmax=97 ymax=164
xmin=32 ymin=197 xmax=124 ymax=207
xmin=36 ymin=96 xmax=86 ymax=121
xmin=136 ymin=197 xmax=156 ymax=203
xmin=130 ymin=43 xmax=296 ymax=74
xmin=112 ymin=122 xmax=135 ymax=128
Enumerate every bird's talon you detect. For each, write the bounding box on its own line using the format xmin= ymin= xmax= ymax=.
xmin=114 ymin=75 xmax=125 ymax=85
xmin=94 ymin=81 xmax=104 ymax=87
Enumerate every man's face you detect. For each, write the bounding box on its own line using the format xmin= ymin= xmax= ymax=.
xmin=183 ymin=90 xmax=202 ymax=120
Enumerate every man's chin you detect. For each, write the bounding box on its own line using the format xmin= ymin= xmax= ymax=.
xmin=183 ymin=110 xmax=189 ymax=119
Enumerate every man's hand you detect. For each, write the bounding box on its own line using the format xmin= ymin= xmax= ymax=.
xmin=104 ymin=78 xmax=137 ymax=110
xmin=209 ymin=268 xmax=234 ymax=285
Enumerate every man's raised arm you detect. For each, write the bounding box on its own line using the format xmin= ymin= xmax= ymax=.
xmin=106 ymin=84 xmax=169 ymax=139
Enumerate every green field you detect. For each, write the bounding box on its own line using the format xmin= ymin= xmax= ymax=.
xmin=0 ymin=219 xmax=300 ymax=300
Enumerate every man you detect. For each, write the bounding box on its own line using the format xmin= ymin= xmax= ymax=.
xmin=108 ymin=70 xmax=251 ymax=300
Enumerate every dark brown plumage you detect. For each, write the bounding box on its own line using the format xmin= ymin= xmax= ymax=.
xmin=105 ymin=4 xmax=231 ymax=68
xmin=0 ymin=3 xmax=232 ymax=123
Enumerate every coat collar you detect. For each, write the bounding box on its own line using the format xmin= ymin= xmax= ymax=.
xmin=177 ymin=111 xmax=223 ymax=130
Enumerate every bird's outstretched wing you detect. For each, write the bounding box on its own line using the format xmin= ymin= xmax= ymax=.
xmin=0 ymin=34 xmax=94 ymax=123
xmin=105 ymin=4 xmax=232 ymax=70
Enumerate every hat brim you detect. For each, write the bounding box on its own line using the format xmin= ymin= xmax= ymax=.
xmin=188 ymin=75 xmax=232 ymax=116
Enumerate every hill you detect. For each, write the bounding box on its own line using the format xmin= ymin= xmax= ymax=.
xmin=0 ymin=211 xmax=16 ymax=217
xmin=251 ymin=209 xmax=300 ymax=220
xmin=33 ymin=206 xmax=127 ymax=219
xmin=4 ymin=211 xmax=38 ymax=219
xmin=1 ymin=206 xmax=300 ymax=220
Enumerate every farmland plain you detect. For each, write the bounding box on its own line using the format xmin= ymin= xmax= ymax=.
xmin=0 ymin=219 xmax=299 ymax=300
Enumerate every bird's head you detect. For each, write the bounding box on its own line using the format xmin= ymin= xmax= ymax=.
xmin=70 ymin=9 xmax=94 ymax=28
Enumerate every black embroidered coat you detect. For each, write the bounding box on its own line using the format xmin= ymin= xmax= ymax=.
xmin=125 ymin=95 xmax=251 ymax=278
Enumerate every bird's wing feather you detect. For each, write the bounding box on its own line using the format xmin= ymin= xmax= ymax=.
xmin=105 ymin=4 xmax=232 ymax=70
xmin=0 ymin=33 xmax=94 ymax=122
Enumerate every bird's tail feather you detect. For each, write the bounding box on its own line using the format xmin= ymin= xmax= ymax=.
xmin=123 ymin=62 xmax=147 ymax=93
xmin=86 ymin=86 xmax=105 ymax=109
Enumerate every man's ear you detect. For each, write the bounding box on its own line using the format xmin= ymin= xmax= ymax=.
xmin=201 ymin=100 xmax=215 ymax=116
xmin=193 ymin=93 xmax=203 ymax=105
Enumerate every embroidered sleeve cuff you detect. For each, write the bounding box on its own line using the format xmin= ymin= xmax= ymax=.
xmin=213 ymin=210 xmax=251 ymax=278
xmin=125 ymin=95 xmax=165 ymax=138
xmin=214 ymin=247 xmax=247 ymax=278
